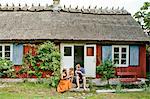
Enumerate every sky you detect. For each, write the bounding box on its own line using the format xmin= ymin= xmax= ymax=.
xmin=0 ymin=0 xmax=149 ymax=15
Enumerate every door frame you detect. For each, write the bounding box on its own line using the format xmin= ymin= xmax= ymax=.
xmin=60 ymin=43 xmax=74 ymax=71
xmin=84 ymin=44 xmax=96 ymax=77
xmin=60 ymin=43 xmax=96 ymax=77
xmin=74 ymin=45 xmax=84 ymax=68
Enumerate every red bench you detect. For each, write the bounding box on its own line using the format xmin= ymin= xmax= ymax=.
xmin=116 ymin=70 xmax=137 ymax=83
xmin=119 ymin=78 xmax=137 ymax=83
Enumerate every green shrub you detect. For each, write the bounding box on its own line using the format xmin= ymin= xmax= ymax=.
xmin=23 ymin=41 xmax=61 ymax=87
xmin=37 ymin=41 xmax=61 ymax=87
xmin=146 ymin=72 xmax=150 ymax=80
xmin=37 ymin=41 xmax=61 ymax=72
xmin=96 ymin=60 xmax=116 ymax=85
xmin=0 ymin=58 xmax=14 ymax=77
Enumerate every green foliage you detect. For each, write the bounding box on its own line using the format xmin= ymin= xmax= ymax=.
xmin=134 ymin=2 xmax=150 ymax=29
xmin=37 ymin=41 xmax=61 ymax=87
xmin=23 ymin=41 xmax=61 ymax=87
xmin=0 ymin=58 xmax=14 ymax=77
xmin=146 ymin=72 xmax=150 ymax=80
xmin=37 ymin=41 xmax=61 ymax=72
xmin=96 ymin=60 xmax=116 ymax=85
xmin=49 ymin=76 xmax=60 ymax=88
xmin=115 ymin=83 xmax=123 ymax=93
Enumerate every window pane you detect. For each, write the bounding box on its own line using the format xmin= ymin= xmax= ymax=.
xmin=114 ymin=60 xmax=119 ymax=64
xmin=5 ymin=46 xmax=10 ymax=51
xmin=122 ymin=48 xmax=126 ymax=52
xmin=5 ymin=58 xmax=10 ymax=60
xmin=0 ymin=52 xmax=2 ymax=57
xmin=0 ymin=46 xmax=2 ymax=51
xmin=121 ymin=54 xmax=126 ymax=58
xmin=121 ymin=60 xmax=126 ymax=64
xmin=87 ymin=47 xmax=94 ymax=56
xmin=64 ymin=47 xmax=72 ymax=56
xmin=114 ymin=47 xmax=119 ymax=52
xmin=114 ymin=54 xmax=119 ymax=58
xmin=5 ymin=52 xmax=10 ymax=57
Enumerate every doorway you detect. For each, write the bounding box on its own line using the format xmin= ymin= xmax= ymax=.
xmin=61 ymin=43 xmax=96 ymax=77
xmin=74 ymin=46 xmax=84 ymax=68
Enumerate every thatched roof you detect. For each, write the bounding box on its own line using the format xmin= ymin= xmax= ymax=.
xmin=0 ymin=4 xmax=149 ymax=42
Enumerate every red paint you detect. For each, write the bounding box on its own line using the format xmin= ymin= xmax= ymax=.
xmin=41 ymin=70 xmax=53 ymax=78
xmin=87 ymin=47 xmax=94 ymax=56
xmin=12 ymin=65 xmax=53 ymax=78
xmin=139 ymin=45 xmax=146 ymax=77
xmin=2 ymin=44 xmax=147 ymax=78
xmin=96 ymin=44 xmax=102 ymax=66
xmin=96 ymin=44 xmax=146 ymax=78
xmin=24 ymin=44 xmax=37 ymax=56
xmin=96 ymin=74 xmax=102 ymax=78
xmin=10 ymin=44 xmax=52 ymax=78
xmin=96 ymin=44 xmax=102 ymax=78
xmin=115 ymin=45 xmax=146 ymax=78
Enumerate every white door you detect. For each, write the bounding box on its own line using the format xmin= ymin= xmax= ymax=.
xmin=60 ymin=44 xmax=74 ymax=71
xmin=84 ymin=44 xmax=96 ymax=77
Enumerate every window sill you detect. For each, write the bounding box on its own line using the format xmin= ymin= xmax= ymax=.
xmin=115 ymin=65 xmax=129 ymax=67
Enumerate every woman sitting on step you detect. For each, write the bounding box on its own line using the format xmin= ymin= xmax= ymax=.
xmin=57 ymin=68 xmax=73 ymax=93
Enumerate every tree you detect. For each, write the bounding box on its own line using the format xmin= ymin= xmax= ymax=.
xmin=134 ymin=2 xmax=150 ymax=30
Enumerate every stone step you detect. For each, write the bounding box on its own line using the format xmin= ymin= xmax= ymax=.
xmin=96 ymin=89 xmax=144 ymax=93
xmin=69 ymin=88 xmax=90 ymax=92
xmin=72 ymin=83 xmax=89 ymax=88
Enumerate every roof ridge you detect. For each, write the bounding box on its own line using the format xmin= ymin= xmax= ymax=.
xmin=0 ymin=3 xmax=131 ymax=15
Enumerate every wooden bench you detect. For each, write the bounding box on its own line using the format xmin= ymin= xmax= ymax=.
xmin=117 ymin=72 xmax=137 ymax=77
xmin=116 ymin=71 xmax=137 ymax=83
xmin=119 ymin=78 xmax=137 ymax=83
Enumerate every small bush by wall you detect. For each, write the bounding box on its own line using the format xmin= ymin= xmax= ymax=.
xmin=0 ymin=58 xmax=14 ymax=78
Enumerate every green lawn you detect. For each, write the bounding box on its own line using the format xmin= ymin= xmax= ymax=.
xmin=0 ymin=82 xmax=150 ymax=99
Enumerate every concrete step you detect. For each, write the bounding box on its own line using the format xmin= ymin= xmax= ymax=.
xmin=72 ymin=83 xmax=89 ymax=88
xmin=96 ymin=89 xmax=144 ymax=93
xmin=69 ymin=88 xmax=90 ymax=92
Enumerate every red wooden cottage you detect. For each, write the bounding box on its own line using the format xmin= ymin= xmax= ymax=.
xmin=0 ymin=4 xmax=149 ymax=78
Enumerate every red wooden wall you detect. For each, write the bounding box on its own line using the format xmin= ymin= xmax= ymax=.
xmin=9 ymin=44 xmax=147 ymax=78
xmin=96 ymin=44 xmax=146 ymax=78
xmin=13 ymin=44 xmax=52 ymax=78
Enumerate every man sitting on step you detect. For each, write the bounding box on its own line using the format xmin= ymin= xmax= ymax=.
xmin=75 ymin=64 xmax=86 ymax=90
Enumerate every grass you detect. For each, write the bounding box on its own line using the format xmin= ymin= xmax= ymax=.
xmin=0 ymin=82 xmax=150 ymax=99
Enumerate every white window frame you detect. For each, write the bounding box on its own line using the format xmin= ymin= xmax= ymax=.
xmin=112 ymin=45 xmax=129 ymax=67
xmin=0 ymin=44 xmax=13 ymax=61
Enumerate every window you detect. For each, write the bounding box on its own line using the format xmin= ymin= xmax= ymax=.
xmin=86 ymin=47 xmax=94 ymax=56
xmin=64 ymin=47 xmax=72 ymax=56
xmin=0 ymin=44 xmax=13 ymax=61
xmin=112 ymin=45 xmax=129 ymax=67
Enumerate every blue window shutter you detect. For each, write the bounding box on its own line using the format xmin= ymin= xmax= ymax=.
xmin=102 ymin=46 xmax=112 ymax=62
xmin=13 ymin=44 xmax=23 ymax=65
xmin=129 ymin=46 xmax=139 ymax=66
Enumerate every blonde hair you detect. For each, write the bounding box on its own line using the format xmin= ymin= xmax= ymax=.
xmin=69 ymin=67 xmax=74 ymax=75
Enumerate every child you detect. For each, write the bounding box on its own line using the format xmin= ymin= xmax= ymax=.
xmin=69 ymin=67 xmax=74 ymax=82
xmin=68 ymin=67 xmax=74 ymax=89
